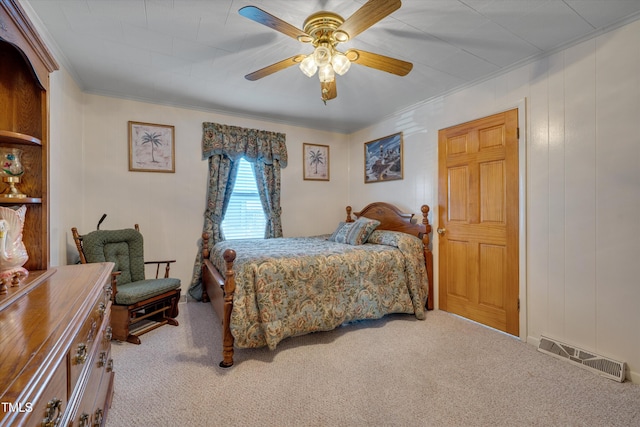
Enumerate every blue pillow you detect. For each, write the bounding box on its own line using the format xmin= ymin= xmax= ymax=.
xmin=328 ymin=217 xmax=381 ymax=245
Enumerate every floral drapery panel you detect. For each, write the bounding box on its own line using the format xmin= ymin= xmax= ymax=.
xmin=254 ymin=160 xmax=283 ymax=238
xmin=188 ymin=122 xmax=287 ymax=300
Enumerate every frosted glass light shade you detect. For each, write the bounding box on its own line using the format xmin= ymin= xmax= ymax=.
xmin=314 ymin=46 xmax=331 ymax=66
xmin=331 ymin=52 xmax=351 ymax=75
xmin=318 ymin=64 xmax=335 ymax=82
xmin=299 ymin=55 xmax=317 ymax=77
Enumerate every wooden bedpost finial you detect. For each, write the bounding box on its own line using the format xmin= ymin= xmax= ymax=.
xmin=421 ymin=205 xmax=431 ymax=231
xmin=202 ymin=232 xmax=210 ymax=259
xmin=419 ymin=204 xmax=432 ymax=249
xmin=421 ymin=204 xmax=430 ymax=219
xmin=346 ymin=206 xmax=353 ymax=222
xmin=223 ymin=249 xmax=236 ymax=263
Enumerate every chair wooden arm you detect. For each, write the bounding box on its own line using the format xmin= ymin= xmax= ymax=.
xmin=144 ymin=260 xmax=176 ymax=278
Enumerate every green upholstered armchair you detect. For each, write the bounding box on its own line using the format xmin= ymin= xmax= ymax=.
xmin=72 ymin=225 xmax=181 ymax=344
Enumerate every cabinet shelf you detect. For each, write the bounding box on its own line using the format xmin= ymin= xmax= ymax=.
xmin=0 ymin=130 xmax=42 ymax=146
xmin=0 ymin=196 xmax=42 ymax=204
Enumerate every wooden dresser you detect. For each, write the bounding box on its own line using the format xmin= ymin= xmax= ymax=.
xmin=0 ymin=263 xmax=115 ymax=427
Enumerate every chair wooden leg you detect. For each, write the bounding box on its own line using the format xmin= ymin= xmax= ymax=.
xmin=126 ymin=334 xmax=141 ymax=345
xmin=166 ymin=292 xmax=180 ymax=318
xmin=110 ymin=305 xmax=131 ymax=342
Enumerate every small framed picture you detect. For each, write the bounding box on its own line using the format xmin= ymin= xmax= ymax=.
xmin=303 ymin=143 xmax=330 ymax=181
xmin=128 ymin=121 xmax=175 ymax=173
xmin=364 ymin=132 xmax=403 ymax=183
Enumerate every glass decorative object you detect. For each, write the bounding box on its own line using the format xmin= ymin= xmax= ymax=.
xmin=0 ymin=147 xmax=26 ymax=198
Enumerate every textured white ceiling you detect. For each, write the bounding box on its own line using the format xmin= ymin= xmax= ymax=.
xmin=24 ymin=0 xmax=640 ymax=133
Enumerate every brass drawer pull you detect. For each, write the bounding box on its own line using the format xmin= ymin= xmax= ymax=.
xmin=98 ymin=302 xmax=106 ymax=317
xmin=75 ymin=343 xmax=88 ymax=364
xmin=105 ymin=326 xmax=113 ymax=341
xmin=107 ymin=358 xmax=114 ymax=373
xmin=93 ymin=408 xmax=103 ymax=427
xmin=98 ymin=351 xmax=107 ymax=368
xmin=41 ymin=397 xmax=62 ymax=427
xmin=78 ymin=413 xmax=90 ymax=427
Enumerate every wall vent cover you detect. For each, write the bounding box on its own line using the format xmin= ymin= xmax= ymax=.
xmin=538 ymin=335 xmax=626 ymax=382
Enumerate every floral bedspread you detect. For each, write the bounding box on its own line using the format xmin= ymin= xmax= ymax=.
xmin=210 ymin=230 xmax=429 ymax=349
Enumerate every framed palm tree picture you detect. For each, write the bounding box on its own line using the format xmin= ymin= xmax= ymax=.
xmin=303 ymin=143 xmax=329 ymax=181
xmin=128 ymin=121 xmax=175 ymax=172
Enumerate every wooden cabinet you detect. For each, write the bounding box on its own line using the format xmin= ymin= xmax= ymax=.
xmin=0 ymin=0 xmax=58 ymax=271
xmin=0 ymin=263 xmax=115 ymax=427
xmin=0 ymin=6 xmax=113 ymax=425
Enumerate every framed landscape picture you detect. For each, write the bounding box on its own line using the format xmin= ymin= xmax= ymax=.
xmin=364 ymin=132 xmax=403 ymax=183
xmin=128 ymin=121 xmax=175 ymax=173
xmin=303 ymin=143 xmax=330 ymax=181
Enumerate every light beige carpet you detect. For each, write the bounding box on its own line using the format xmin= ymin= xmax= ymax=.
xmin=106 ymin=301 xmax=640 ymax=427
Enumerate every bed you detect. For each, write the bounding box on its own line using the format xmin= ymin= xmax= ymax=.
xmin=200 ymin=202 xmax=434 ymax=367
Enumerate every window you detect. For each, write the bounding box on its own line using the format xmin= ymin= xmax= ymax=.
xmin=221 ymin=158 xmax=266 ymax=239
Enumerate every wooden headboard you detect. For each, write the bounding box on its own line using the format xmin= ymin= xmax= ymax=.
xmin=345 ymin=202 xmax=434 ymax=310
xmin=346 ymin=202 xmax=431 ymax=240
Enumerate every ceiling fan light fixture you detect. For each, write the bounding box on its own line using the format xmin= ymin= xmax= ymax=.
xmin=239 ymin=2 xmax=413 ymax=102
xmin=318 ymin=64 xmax=335 ymax=83
xmin=299 ymin=55 xmax=318 ymax=77
xmin=331 ymin=51 xmax=351 ymax=75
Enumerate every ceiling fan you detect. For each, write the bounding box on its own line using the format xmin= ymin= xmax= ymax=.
xmin=239 ymin=0 xmax=413 ymax=103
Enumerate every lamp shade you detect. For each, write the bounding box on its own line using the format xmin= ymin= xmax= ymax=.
xmin=318 ymin=64 xmax=335 ymax=82
xmin=331 ymin=52 xmax=351 ymax=75
xmin=299 ymin=55 xmax=317 ymax=77
xmin=314 ymin=46 xmax=331 ymax=66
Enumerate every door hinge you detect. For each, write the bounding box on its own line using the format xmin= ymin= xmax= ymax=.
xmin=517 ymin=127 xmax=520 ymax=139
xmin=518 ymin=298 xmax=520 ymax=311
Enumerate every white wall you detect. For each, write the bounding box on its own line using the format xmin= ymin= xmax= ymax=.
xmin=348 ymin=19 xmax=640 ymax=382
xmin=49 ymin=67 xmax=85 ymax=266
xmin=51 ymin=94 xmax=349 ymax=293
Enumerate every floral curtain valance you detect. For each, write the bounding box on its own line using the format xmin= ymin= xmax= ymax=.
xmin=202 ymin=122 xmax=287 ymax=167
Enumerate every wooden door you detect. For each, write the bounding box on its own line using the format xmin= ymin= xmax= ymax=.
xmin=438 ymin=109 xmax=519 ymax=335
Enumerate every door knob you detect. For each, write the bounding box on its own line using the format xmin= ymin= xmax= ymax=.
xmin=437 ymin=228 xmax=446 ymax=235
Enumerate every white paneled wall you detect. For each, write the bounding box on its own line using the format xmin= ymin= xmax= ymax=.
xmin=594 ymin=21 xmax=640 ymax=369
xmin=348 ymin=19 xmax=640 ymax=381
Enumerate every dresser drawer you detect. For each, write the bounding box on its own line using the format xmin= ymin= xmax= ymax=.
xmin=94 ymin=339 xmax=115 ymax=423
xmin=68 ymin=350 xmax=106 ymax=427
xmin=66 ymin=316 xmax=113 ymax=427
xmin=19 ymin=360 xmax=67 ymax=427
xmin=69 ymin=292 xmax=111 ymax=389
